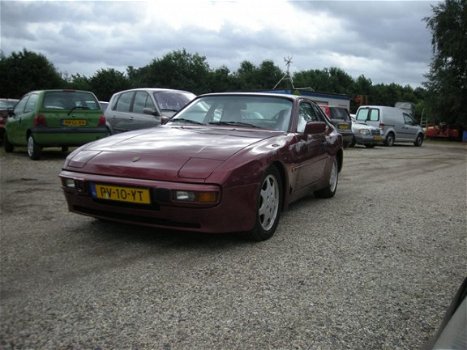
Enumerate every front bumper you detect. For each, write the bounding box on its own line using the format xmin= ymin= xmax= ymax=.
xmin=59 ymin=170 xmax=259 ymax=234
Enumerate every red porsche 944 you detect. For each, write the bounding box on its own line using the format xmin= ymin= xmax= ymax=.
xmin=60 ymin=93 xmax=343 ymax=241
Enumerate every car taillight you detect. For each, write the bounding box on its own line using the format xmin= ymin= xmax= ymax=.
xmin=98 ymin=115 xmax=106 ymax=126
xmin=34 ymin=114 xmax=47 ymax=127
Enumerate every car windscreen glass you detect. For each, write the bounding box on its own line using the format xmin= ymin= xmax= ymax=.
xmin=42 ymin=91 xmax=100 ymax=110
xmin=153 ymin=91 xmax=194 ymax=112
xmin=171 ymin=95 xmax=293 ymax=130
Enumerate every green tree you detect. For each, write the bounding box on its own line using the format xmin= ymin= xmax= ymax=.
xmin=136 ymin=49 xmax=210 ymax=94
xmin=424 ymin=0 xmax=467 ymax=125
xmin=66 ymin=73 xmax=91 ymax=91
xmin=89 ymin=68 xmax=131 ymax=101
xmin=0 ymin=49 xmax=64 ymax=98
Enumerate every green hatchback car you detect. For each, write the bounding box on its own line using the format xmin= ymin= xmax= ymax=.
xmin=4 ymin=89 xmax=108 ymax=160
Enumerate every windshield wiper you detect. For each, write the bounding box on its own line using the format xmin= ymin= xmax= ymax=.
xmin=169 ymin=118 xmax=205 ymax=125
xmin=209 ymin=121 xmax=261 ymax=128
xmin=67 ymin=106 xmax=89 ymax=116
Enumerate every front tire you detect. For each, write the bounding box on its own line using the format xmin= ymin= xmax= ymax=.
xmin=314 ymin=157 xmax=338 ymax=198
xmin=249 ymin=166 xmax=282 ymax=241
xmin=414 ymin=134 xmax=423 ymax=147
xmin=27 ymin=135 xmax=41 ymax=160
xmin=4 ymin=133 xmax=14 ymax=153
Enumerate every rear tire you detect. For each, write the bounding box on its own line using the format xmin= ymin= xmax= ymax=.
xmin=248 ymin=166 xmax=282 ymax=241
xmin=27 ymin=135 xmax=41 ymax=160
xmin=314 ymin=157 xmax=338 ymax=198
xmin=384 ymin=132 xmax=395 ymax=147
xmin=4 ymin=133 xmax=14 ymax=153
xmin=365 ymin=144 xmax=375 ymax=148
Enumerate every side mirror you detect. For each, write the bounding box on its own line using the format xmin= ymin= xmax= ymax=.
xmin=143 ymin=107 xmax=160 ymax=117
xmin=160 ymin=116 xmax=170 ymax=125
xmin=304 ymin=121 xmax=326 ymax=135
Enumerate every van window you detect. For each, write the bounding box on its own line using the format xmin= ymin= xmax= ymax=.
xmin=369 ymin=109 xmax=379 ymax=121
xmin=403 ymin=113 xmax=415 ymax=125
xmin=356 ymin=108 xmax=369 ymax=121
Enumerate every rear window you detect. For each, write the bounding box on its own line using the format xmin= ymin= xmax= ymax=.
xmin=329 ymin=107 xmax=350 ymax=120
xmin=356 ymin=108 xmax=380 ymax=122
xmin=42 ymin=91 xmax=100 ymax=110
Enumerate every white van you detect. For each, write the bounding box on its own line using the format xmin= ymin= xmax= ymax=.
xmin=355 ymin=105 xmax=424 ymax=146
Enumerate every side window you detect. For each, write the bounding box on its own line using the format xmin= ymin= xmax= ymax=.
xmin=115 ymin=92 xmax=133 ymax=112
xmin=13 ymin=96 xmax=29 ymax=115
xmin=133 ymin=91 xmax=152 ymax=114
xmin=369 ymin=109 xmax=380 ymax=121
xmin=403 ymin=113 xmax=414 ymax=125
xmin=24 ymin=94 xmax=39 ymax=113
xmin=297 ymin=102 xmax=320 ymax=132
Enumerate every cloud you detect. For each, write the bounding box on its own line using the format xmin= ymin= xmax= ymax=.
xmin=0 ymin=0 xmax=439 ymax=87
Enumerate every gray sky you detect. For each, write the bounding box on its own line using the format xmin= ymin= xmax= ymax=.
xmin=0 ymin=0 xmax=440 ymax=87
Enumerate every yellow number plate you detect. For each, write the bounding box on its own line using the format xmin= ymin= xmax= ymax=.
xmin=63 ymin=119 xmax=87 ymax=127
xmin=338 ymin=123 xmax=349 ymax=130
xmin=93 ymin=184 xmax=151 ymax=204
xmin=374 ymin=135 xmax=383 ymax=141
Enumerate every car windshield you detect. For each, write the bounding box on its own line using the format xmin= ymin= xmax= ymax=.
xmin=170 ymin=95 xmax=293 ymax=131
xmin=42 ymin=91 xmax=101 ymax=110
xmin=153 ymin=91 xmax=195 ymax=112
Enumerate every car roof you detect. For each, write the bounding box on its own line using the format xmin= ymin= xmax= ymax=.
xmin=115 ymin=88 xmax=195 ymax=94
xmin=197 ymin=92 xmax=302 ymax=101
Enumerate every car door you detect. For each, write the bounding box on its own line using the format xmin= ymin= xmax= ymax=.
xmin=7 ymin=93 xmax=37 ymax=145
xmin=131 ymin=90 xmax=160 ymax=130
xmin=401 ymin=113 xmax=419 ymax=141
xmin=108 ymin=91 xmax=135 ymax=133
xmin=291 ymin=101 xmax=329 ymax=190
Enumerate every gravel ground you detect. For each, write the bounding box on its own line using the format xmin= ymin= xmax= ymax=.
xmin=0 ymin=140 xmax=466 ymax=349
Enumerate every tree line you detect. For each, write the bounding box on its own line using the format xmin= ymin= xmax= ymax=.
xmin=0 ymin=0 xmax=465 ymax=126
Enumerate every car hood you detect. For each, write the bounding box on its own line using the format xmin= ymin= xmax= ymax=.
xmin=65 ymin=125 xmax=279 ymax=181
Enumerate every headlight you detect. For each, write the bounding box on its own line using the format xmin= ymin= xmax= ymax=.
xmin=359 ymin=129 xmax=370 ymax=135
xmin=173 ymin=190 xmax=218 ymax=204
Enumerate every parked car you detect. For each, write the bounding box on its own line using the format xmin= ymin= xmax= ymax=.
xmin=319 ymin=106 xmax=353 ymax=148
xmin=4 ymin=90 xmax=108 ymax=160
xmin=105 ymin=88 xmax=196 ymax=134
xmin=60 ymin=92 xmax=343 ymax=241
xmin=0 ymin=98 xmax=19 ymax=143
xmin=349 ymin=115 xmax=383 ymax=148
xmin=355 ymin=105 xmax=424 ymax=146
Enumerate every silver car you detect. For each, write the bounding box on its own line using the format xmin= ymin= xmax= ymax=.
xmin=105 ymin=88 xmax=196 ymax=134
xmin=350 ymin=115 xmax=383 ymax=148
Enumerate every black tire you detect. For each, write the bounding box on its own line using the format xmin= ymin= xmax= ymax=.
xmin=365 ymin=144 xmax=375 ymax=148
xmin=414 ymin=134 xmax=423 ymax=147
xmin=384 ymin=132 xmax=395 ymax=147
xmin=314 ymin=157 xmax=338 ymax=199
xmin=4 ymin=133 xmax=14 ymax=153
xmin=248 ymin=166 xmax=282 ymax=241
xmin=349 ymin=136 xmax=356 ymax=148
xmin=61 ymin=146 xmax=69 ymax=153
xmin=27 ymin=134 xmax=41 ymax=160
